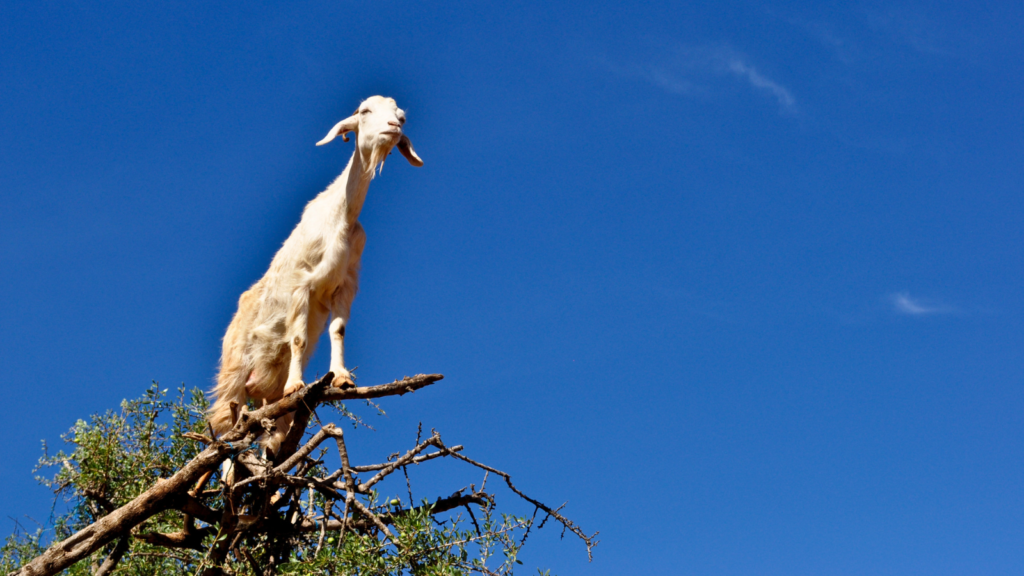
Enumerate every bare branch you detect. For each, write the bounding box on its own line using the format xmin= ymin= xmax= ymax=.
xmin=93 ymin=535 xmax=129 ymax=576
xmin=357 ymin=434 xmax=440 ymax=492
xmin=271 ymin=373 xmax=333 ymax=467
xmin=172 ymin=493 xmax=220 ymax=526
xmin=220 ymin=374 xmax=443 ymax=444
xmin=438 ymin=439 xmax=600 ymax=561
xmin=290 ymin=491 xmax=489 ymax=534
xmin=351 ymin=445 xmax=464 ymax=472
xmin=349 ymin=498 xmax=395 ymax=543
xmin=182 ymin=432 xmax=212 ymax=445
xmin=274 ymin=424 xmax=337 ymax=475
xmin=320 ymin=374 xmax=444 ymax=404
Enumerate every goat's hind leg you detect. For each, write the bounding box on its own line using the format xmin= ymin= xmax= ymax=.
xmin=283 ymin=287 xmax=311 ymax=397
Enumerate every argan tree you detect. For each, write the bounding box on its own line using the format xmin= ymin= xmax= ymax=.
xmin=2 ymin=373 xmax=596 ymax=575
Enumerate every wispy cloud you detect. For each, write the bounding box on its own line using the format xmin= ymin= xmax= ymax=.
xmin=643 ymin=67 xmax=700 ymax=96
xmin=609 ymin=44 xmax=796 ymax=114
xmin=723 ymin=57 xmax=795 ymax=111
xmin=890 ymin=292 xmax=954 ymax=316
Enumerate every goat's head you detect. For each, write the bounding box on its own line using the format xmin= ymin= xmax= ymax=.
xmin=316 ymin=96 xmax=423 ymax=170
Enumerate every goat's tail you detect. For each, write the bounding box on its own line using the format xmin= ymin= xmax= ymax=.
xmin=208 ymin=362 xmax=249 ymax=436
xmin=208 ymin=290 xmax=259 ymax=436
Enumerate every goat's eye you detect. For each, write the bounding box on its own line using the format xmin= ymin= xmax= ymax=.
xmin=360 ymin=109 xmax=371 ymax=115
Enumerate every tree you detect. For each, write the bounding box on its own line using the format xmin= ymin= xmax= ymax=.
xmin=3 ymin=373 xmax=596 ymax=575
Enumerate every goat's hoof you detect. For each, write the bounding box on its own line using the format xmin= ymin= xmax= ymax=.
xmin=332 ymin=377 xmax=356 ymax=390
xmin=329 ymin=370 xmax=356 ymax=389
xmin=282 ymin=380 xmax=305 ymax=396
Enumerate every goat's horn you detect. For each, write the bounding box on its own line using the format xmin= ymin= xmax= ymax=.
xmin=316 ymin=114 xmax=359 ymax=146
xmin=397 ymin=134 xmax=424 ymax=167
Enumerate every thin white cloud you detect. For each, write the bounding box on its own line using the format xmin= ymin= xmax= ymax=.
xmin=723 ymin=57 xmax=795 ymax=111
xmin=890 ymin=292 xmax=954 ymax=316
xmin=645 ymin=67 xmax=699 ymax=96
xmin=605 ymin=44 xmax=796 ymax=114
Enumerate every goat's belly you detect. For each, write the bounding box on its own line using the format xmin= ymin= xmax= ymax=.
xmin=306 ymin=304 xmax=331 ymax=346
xmin=248 ymin=279 xmax=333 ymax=349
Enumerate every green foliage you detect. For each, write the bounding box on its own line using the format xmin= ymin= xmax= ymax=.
xmin=2 ymin=384 xmax=561 ymax=575
xmin=6 ymin=384 xmax=213 ymax=575
xmin=271 ymin=493 xmax=533 ymax=576
xmin=0 ymin=524 xmax=46 ymax=574
xmin=36 ymin=384 xmax=208 ymax=533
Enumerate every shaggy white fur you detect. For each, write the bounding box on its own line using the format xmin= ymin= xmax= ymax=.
xmin=208 ymin=96 xmax=423 ymax=452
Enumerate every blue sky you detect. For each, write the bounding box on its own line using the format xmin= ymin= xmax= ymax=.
xmin=2 ymin=0 xmax=1023 ymax=573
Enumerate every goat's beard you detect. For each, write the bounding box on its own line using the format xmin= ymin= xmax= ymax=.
xmin=364 ymin=141 xmax=396 ymax=179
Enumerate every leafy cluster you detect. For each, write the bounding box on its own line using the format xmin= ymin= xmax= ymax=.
xmin=40 ymin=385 xmax=206 ymax=534
xmin=1 ymin=382 xmax=583 ymax=575
xmin=3 ymin=384 xmax=210 ymax=575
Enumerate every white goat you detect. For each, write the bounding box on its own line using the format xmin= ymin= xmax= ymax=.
xmin=208 ymin=96 xmax=423 ymax=452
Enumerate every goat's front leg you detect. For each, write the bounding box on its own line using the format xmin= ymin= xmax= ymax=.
xmin=283 ymin=286 xmax=311 ymax=397
xmin=328 ymin=223 xmax=365 ymax=389
xmin=328 ymin=316 xmax=354 ymax=388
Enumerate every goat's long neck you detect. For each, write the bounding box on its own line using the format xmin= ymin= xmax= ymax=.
xmin=326 ymin=147 xmax=375 ymax=227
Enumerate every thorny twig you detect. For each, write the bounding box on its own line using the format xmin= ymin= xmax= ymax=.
xmin=437 ymin=435 xmax=601 ymax=560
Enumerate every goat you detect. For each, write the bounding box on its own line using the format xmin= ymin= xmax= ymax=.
xmin=208 ymin=96 xmax=423 ymax=453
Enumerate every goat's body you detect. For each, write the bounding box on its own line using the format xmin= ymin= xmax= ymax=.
xmin=208 ymin=158 xmax=369 ymax=440
xmin=208 ymin=96 xmax=422 ymax=451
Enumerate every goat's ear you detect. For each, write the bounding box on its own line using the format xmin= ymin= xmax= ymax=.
xmin=316 ymin=114 xmax=359 ymax=146
xmin=396 ymin=134 xmax=424 ymax=167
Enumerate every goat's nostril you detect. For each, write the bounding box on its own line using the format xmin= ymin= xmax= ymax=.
xmin=388 ymin=120 xmax=401 ymax=127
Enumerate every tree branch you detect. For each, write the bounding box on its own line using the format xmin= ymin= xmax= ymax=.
xmin=92 ymin=535 xmax=129 ymax=576
xmin=350 ymin=445 xmax=463 ymax=472
xmin=13 ymin=434 xmax=249 ymax=576
xmin=270 ymin=373 xmax=333 ymax=467
xmin=438 ymin=439 xmax=601 ymax=561
xmin=289 ymin=491 xmax=490 ymax=534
